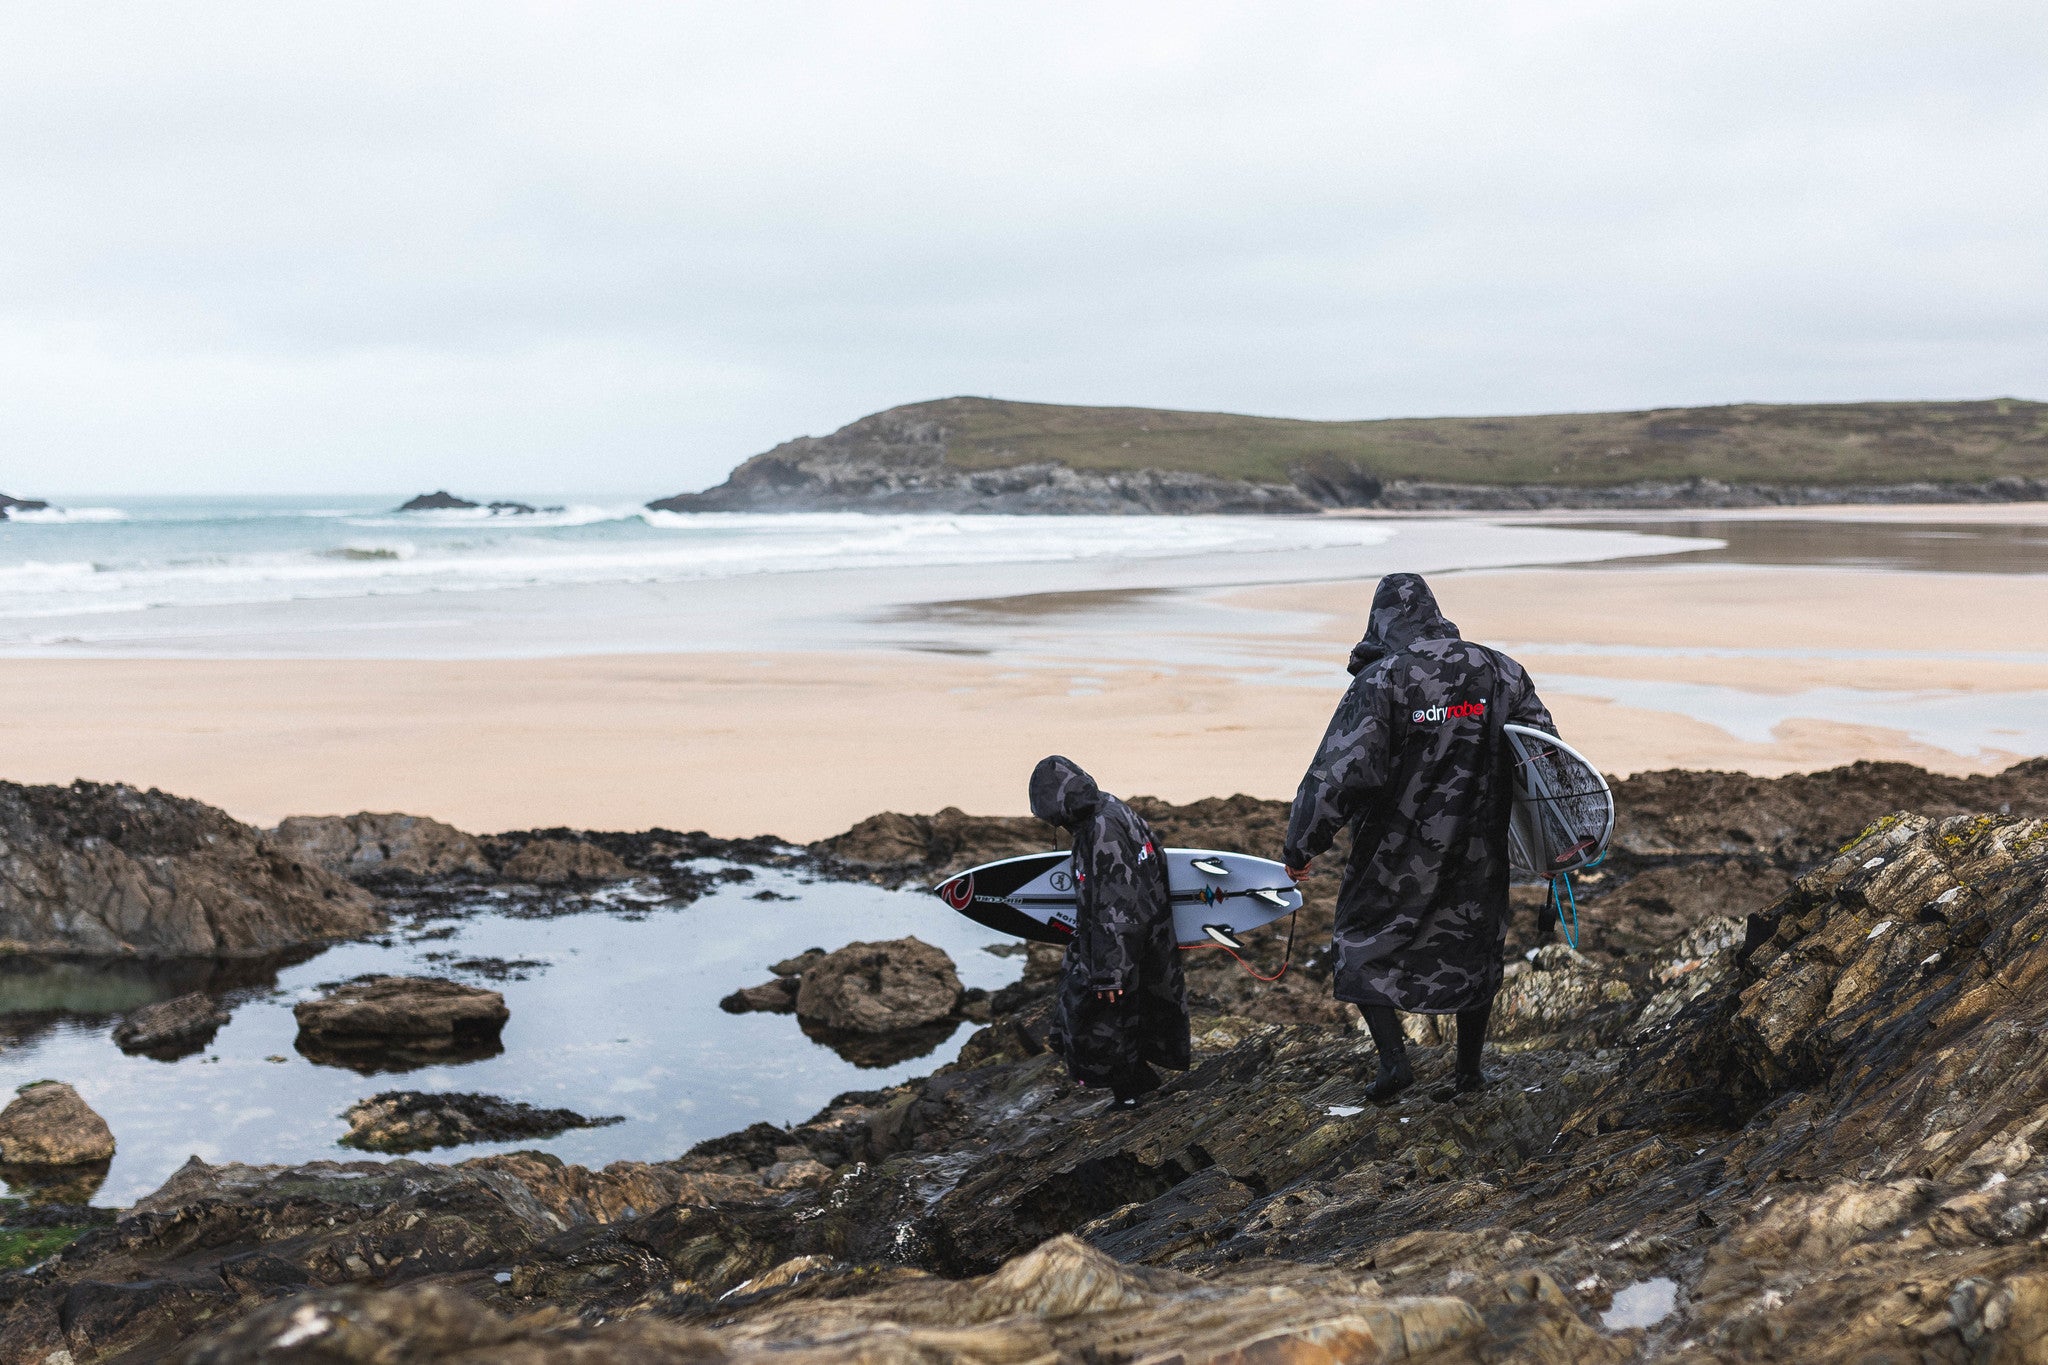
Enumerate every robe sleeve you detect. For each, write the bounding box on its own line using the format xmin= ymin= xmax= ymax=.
xmin=1283 ymin=666 xmax=1393 ymax=868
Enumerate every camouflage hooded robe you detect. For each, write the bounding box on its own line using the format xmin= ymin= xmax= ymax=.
xmin=1029 ymin=756 xmax=1191 ymax=1086
xmin=1283 ymin=574 xmax=1556 ymax=1014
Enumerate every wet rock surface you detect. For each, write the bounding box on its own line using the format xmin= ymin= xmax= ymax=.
xmin=340 ymin=1092 xmax=624 ymax=1154
xmin=792 ymin=936 xmax=965 ymax=1033
xmin=0 ymin=1081 xmax=115 ymax=1167
xmin=14 ymin=759 xmax=2048 ymax=1362
xmin=292 ymin=976 xmax=510 ymax=1073
xmin=110 ymin=992 xmax=229 ymax=1059
xmin=0 ymin=780 xmax=382 ymax=957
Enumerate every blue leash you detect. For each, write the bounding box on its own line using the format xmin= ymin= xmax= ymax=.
xmin=1550 ymin=873 xmax=1580 ymax=950
xmin=1548 ymin=850 xmax=1599 ymax=951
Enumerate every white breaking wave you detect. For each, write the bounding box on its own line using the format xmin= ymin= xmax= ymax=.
xmin=347 ymin=502 xmax=644 ymax=530
xmin=7 ymin=506 xmax=129 ymax=524
xmin=0 ymin=511 xmax=1399 ymax=620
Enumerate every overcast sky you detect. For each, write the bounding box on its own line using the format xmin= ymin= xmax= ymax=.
xmin=4 ymin=2 xmax=2044 ymax=496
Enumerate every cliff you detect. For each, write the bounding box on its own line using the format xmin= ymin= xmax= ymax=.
xmin=651 ymin=395 xmax=2048 ymax=514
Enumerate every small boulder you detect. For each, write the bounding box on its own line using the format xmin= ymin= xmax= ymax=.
xmin=266 ymin=812 xmax=491 ymax=882
xmin=771 ymin=948 xmax=827 ymax=977
xmin=112 ymin=992 xmax=228 ymax=1058
xmin=0 ymin=1081 xmax=115 ymax=1166
xmin=720 ymin=978 xmax=799 ymax=1015
xmin=794 ymin=937 xmax=964 ymax=1034
xmin=294 ymin=975 xmax=508 ymax=1045
xmin=340 ymin=1091 xmax=623 ymax=1154
xmin=497 ymin=838 xmax=630 ymax=885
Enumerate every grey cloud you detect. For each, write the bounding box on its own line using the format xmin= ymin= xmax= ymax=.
xmin=0 ymin=1 xmax=2042 ymax=494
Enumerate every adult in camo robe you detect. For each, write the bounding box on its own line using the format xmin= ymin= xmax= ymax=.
xmin=1282 ymin=573 xmax=1555 ymax=1101
xmin=1029 ymin=755 xmax=1190 ymax=1105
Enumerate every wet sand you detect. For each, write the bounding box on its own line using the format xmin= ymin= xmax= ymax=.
xmin=2 ymin=506 xmax=2042 ymax=840
xmin=0 ymin=569 xmax=2039 ymax=840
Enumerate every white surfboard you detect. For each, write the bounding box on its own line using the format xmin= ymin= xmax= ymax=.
xmin=1505 ymin=723 xmax=1613 ymax=878
xmin=932 ymin=848 xmax=1302 ymax=947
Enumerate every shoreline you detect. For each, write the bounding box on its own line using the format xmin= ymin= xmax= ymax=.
xmin=3 ymin=504 xmax=2043 ymax=839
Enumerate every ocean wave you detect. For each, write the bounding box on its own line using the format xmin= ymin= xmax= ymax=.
xmin=349 ymin=503 xmax=636 ymax=530
xmin=322 ymin=541 xmax=417 ymax=562
xmin=0 ymin=511 xmax=1410 ymax=620
xmin=7 ymin=507 xmax=129 ymax=524
xmin=0 ymin=558 xmax=101 ymax=580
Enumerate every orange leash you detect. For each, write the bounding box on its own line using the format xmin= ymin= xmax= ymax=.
xmin=1178 ymin=908 xmax=1296 ymax=983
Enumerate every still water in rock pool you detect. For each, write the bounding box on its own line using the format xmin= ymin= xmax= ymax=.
xmin=0 ymin=864 xmax=1022 ymax=1205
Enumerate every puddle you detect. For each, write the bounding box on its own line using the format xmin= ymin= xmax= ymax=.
xmin=0 ymin=866 xmax=1020 ymax=1206
xmin=1554 ymin=518 xmax=2048 ymax=575
xmin=1601 ymin=1276 xmax=1679 ymax=1330
xmin=1541 ymin=673 xmax=2048 ymax=758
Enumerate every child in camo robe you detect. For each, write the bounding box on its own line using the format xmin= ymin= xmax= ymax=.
xmin=1029 ymin=755 xmax=1190 ymax=1107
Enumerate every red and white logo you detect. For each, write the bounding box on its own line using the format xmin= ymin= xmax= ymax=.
xmin=1412 ymin=699 xmax=1486 ymax=724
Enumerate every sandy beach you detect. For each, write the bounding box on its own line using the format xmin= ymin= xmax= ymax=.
xmin=4 ymin=514 xmax=2045 ymax=839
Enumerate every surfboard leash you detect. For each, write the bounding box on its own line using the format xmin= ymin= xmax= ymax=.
xmin=1549 ymin=872 xmax=1581 ymax=951
xmin=1182 ymin=907 xmax=1297 ymax=983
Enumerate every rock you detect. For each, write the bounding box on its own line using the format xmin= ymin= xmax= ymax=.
xmin=769 ymin=948 xmax=826 ymax=977
xmin=294 ymin=976 xmax=509 ymax=1059
xmin=0 ymin=492 xmax=51 ymax=519
xmin=497 ymin=837 xmax=630 ymax=884
xmin=24 ymin=769 xmax=2048 ymax=1364
xmin=0 ymin=779 xmax=382 ymax=957
xmin=761 ymin=1159 xmax=832 ymax=1190
xmin=793 ymin=937 xmax=964 ymax=1033
xmin=112 ymin=992 xmax=229 ymax=1058
xmin=396 ymin=490 xmax=479 ymax=510
xmin=265 ymin=812 xmax=491 ymax=882
xmin=340 ymin=1092 xmax=624 ymax=1154
xmin=0 ymin=1081 xmax=115 ymax=1165
xmin=718 ymin=978 xmax=798 ymax=1015
xmin=814 ymin=806 xmax=1052 ymax=883
xmin=1489 ymin=944 xmax=1635 ymax=1043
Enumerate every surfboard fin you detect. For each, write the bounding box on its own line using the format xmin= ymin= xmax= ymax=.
xmin=1202 ymin=924 xmax=1243 ymax=950
xmin=1251 ymin=888 xmax=1289 ymax=908
xmin=1190 ymin=858 xmax=1228 ymax=878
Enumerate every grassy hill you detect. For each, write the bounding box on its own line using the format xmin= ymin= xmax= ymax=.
xmin=871 ymin=396 xmax=2048 ymax=487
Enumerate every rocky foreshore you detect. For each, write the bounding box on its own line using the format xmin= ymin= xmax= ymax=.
xmin=7 ymin=758 xmax=2048 ymax=1361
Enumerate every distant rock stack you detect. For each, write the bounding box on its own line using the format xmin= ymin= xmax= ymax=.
xmin=0 ymin=492 xmax=52 ymax=520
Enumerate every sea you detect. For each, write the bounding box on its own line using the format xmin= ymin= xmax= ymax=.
xmin=0 ymin=493 xmax=1693 ymax=658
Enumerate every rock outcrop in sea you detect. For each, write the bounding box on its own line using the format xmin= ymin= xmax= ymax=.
xmin=0 ymin=780 xmax=381 ymax=957
xmin=0 ymin=492 xmax=51 ymax=519
xmin=394 ymin=492 xmax=556 ymax=514
xmin=9 ymin=758 xmax=2048 ymax=1361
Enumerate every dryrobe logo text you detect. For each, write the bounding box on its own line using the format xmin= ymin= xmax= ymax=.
xmin=1412 ymin=699 xmax=1487 ymax=724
